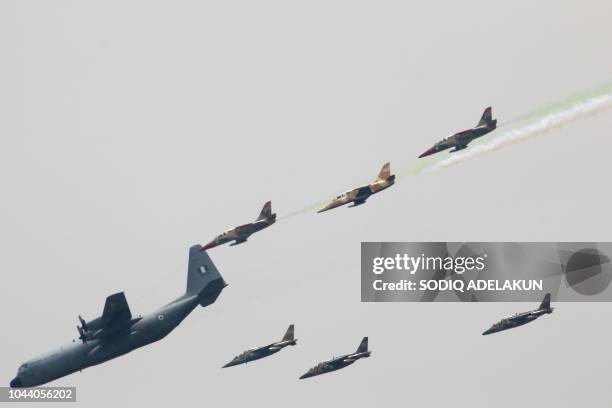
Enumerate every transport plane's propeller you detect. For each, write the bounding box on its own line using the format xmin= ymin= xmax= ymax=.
xmin=77 ymin=316 xmax=89 ymax=343
xmin=78 ymin=315 xmax=88 ymax=331
xmin=77 ymin=326 xmax=88 ymax=343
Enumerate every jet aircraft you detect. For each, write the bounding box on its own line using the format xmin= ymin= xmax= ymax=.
xmin=299 ymin=337 xmax=370 ymax=379
xmin=317 ymin=163 xmax=395 ymax=213
xmin=222 ymin=324 xmax=297 ymax=368
xmin=10 ymin=246 xmax=227 ymax=387
xmin=202 ymin=201 xmax=276 ymax=249
xmin=482 ymin=293 xmax=553 ymax=335
xmin=418 ymin=106 xmax=497 ymax=158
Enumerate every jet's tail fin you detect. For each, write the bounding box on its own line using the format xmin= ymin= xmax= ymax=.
xmin=477 ymin=106 xmax=496 ymax=127
xmin=187 ymin=245 xmax=228 ymax=307
xmin=282 ymin=324 xmax=295 ymax=341
xmin=356 ymin=337 xmax=368 ymax=353
xmin=256 ymin=201 xmax=274 ymax=221
xmin=376 ymin=162 xmax=391 ymax=181
xmin=539 ymin=293 xmax=551 ymax=311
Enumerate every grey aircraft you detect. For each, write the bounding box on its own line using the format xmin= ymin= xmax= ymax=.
xmin=418 ymin=106 xmax=497 ymax=158
xmin=299 ymin=337 xmax=370 ymax=379
xmin=222 ymin=324 xmax=297 ymax=368
xmin=482 ymin=293 xmax=553 ymax=335
xmin=10 ymin=245 xmax=227 ymax=387
xmin=202 ymin=201 xmax=276 ymax=249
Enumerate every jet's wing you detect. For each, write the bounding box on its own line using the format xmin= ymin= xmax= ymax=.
xmin=230 ymin=237 xmax=249 ymax=246
xmin=356 ymin=186 xmax=371 ymax=196
xmin=454 ymin=130 xmax=475 ymax=144
xmin=328 ymin=355 xmax=349 ymax=367
xmin=234 ymin=224 xmax=255 ymax=238
xmin=256 ymin=343 xmax=277 ymax=352
xmin=102 ymin=292 xmax=132 ymax=322
xmin=350 ymin=186 xmax=371 ymax=206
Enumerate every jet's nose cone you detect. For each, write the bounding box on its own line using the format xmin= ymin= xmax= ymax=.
xmin=418 ymin=147 xmax=435 ymax=158
xmin=201 ymin=242 xmax=216 ymax=251
xmin=222 ymin=359 xmax=240 ymax=368
xmin=482 ymin=329 xmax=493 ymax=336
xmin=10 ymin=377 xmax=23 ymax=388
xmin=299 ymin=371 xmax=315 ymax=379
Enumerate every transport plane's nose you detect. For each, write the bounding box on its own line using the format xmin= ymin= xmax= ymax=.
xmin=10 ymin=377 xmax=23 ymax=388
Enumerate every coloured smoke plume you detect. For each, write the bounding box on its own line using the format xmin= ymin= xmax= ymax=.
xmin=283 ymin=82 xmax=612 ymax=216
xmin=420 ymin=83 xmax=612 ymax=173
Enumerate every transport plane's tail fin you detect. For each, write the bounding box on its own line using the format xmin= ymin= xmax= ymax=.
xmin=187 ymin=245 xmax=228 ymax=306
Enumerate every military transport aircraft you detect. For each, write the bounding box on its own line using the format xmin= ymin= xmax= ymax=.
xmin=482 ymin=293 xmax=553 ymax=335
xmin=299 ymin=337 xmax=370 ymax=379
xmin=317 ymin=163 xmax=395 ymax=213
xmin=418 ymin=106 xmax=497 ymax=158
xmin=10 ymin=246 xmax=227 ymax=387
xmin=222 ymin=324 xmax=297 ymax=368
xmin=202 ymin=201 xmax=276 ymax=249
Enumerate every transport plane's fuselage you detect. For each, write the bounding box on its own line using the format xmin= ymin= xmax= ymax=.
xmin=12 ymin=296 xmax=199 ymax=387
xmin=11 ymin=246 xmax=227 ymax=387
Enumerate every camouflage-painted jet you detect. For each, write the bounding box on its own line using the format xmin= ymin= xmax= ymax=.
xmin=10 ymin=246 xmax=227 ymax=387
xmin=482 ymin=293 xmax=553 ymax=336
xmin=418 ymin=107 xmax=497 ymax=158
xmin=222 ymin=325 xmax=297 ymax=368
xmin=317 ymin=163 xmax=395 ymax=213
xmin=299 ymin=337 xmax=370 ymax=379
xmin=202 ymin=201 xmax=276 ymax=249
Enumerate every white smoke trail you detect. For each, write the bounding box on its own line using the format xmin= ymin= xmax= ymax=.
xmin=421 ymin=87 xmax=612 ymax=173
xmin=283 ymin=83 xmax=612 ymax=217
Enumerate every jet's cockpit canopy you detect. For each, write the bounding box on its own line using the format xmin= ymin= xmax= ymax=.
xmin=18 ymin=363 xmax=28 ymax=374
xmin=311 ymin=361 xmax=331 ymax=372
xmin=321 ymin=358 xmax=336 ymax=366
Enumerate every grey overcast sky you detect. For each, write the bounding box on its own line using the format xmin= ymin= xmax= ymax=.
xmin=2 ymin=0 xmax=612 ymax=407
